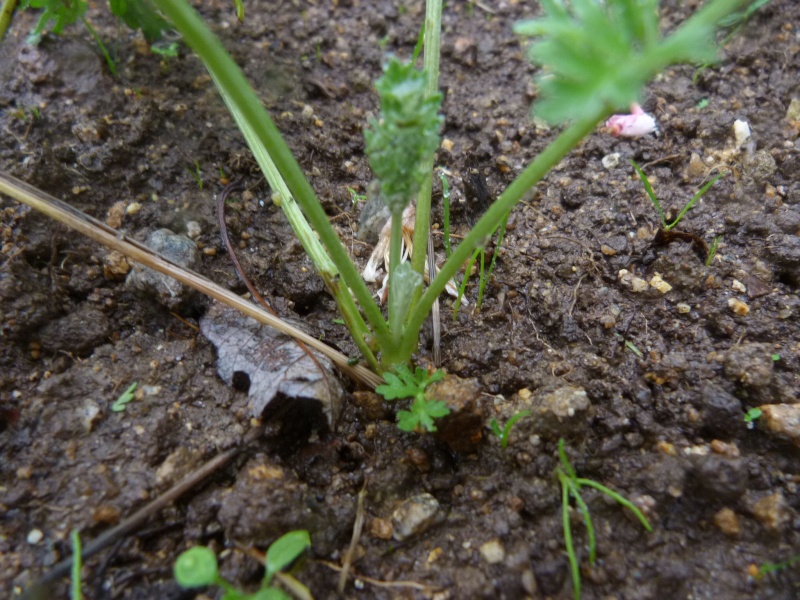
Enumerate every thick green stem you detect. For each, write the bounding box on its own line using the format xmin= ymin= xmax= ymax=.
xmin=410 ymin=0 xmax=443 ymax=279
xmin=0 ymin=0 xmax=17 ymax=42
xmin=152 ymin=0 xmax=390 ymax=343
xmin=215 ymin=77 xmax=379 ymax=371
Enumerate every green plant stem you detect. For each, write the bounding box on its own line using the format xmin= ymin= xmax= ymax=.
xmin=559 ymin=473 xmax=581 ymax=600
xmin=70 ymin=530 xmax=82 ymax=600
xmin=81 ymin=17 xmax=117 ymax=75
xmin=215 ymin=76 xmax=378 ymax=370
xmin=410 ymin=0 xmax=443 ymax=281
xmin=576 ymin=478 xmax=653 ymax=531
xmin=0 ymin=0 xmax=17 ymax=41
xmin=152 ymin=0 xmax=390 ymax=345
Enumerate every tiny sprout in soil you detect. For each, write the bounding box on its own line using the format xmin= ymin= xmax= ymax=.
xmin=375 ymin=365 xmax=448 ymax=432
xmin=557 ymin=439 xmax=652 ymax=600
xmin=174 ymin=530 xmax=310 ymax=600
xmin=110 ymin=382 xmax=138 ymax=413
xmin=744 ymin=407 xmax=763 ymax=428
xmin=630 ymin=159 xmax=725 ymax=232
xmin=489 ymin=410 xmax=531 ymax=450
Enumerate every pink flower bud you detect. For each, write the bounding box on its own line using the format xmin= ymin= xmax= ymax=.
xmin=605 ymin=103 xmax=657 ymax=138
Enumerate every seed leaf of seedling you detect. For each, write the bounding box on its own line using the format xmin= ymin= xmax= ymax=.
xmin=174 ymin=546 xmax=219 ymax=588
xmin=490 ymin=410 xmax=532 ymax=450
xmin=111 ymin=382 xmax=138 ymax=412
xmin=744 ymin=407 xmax=762 ymax=423
xmin=264 ymin=530 xmax=310 ymax=585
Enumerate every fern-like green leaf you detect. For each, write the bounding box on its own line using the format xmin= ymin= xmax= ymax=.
xmin=364 ymin=58 xmax=443 ymax=215
xmin=514 ymin=0 xmax=718 ymax=124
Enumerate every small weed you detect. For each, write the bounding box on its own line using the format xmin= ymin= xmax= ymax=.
xmin=174 ymin=530 xmax=311 ymax=599
xmin=705 ymin=235 xmax=721 ymax=266
xmin=556 ymin=439 xmax=652 ymax=600
xmin=631 ymin=160 xmax=724 ymax=231
xmin=744 ymin=407 xmax=763 ymax=428
xmin=771 ymin=353 xmax=781 ymax=362
xmin=111 ymin=382 xmax=138 ymax=412
xmin=186 ymin=160 xmax=203 ymax=189
xmin=489 ymin=410 xmax=531 ymax=450
xmin=375 ymin=365 xmax=449 ymax=432
xmin=752 ymin=553 xmax=800 ymax=580
xmin=71 ymin=529 xmax=82 ymax=600
xmin=346 ymin=187 xmax=367 ymax=205
xmin=452 ymin=213 xmax=509 ymax=317
xmin=695 ymin=98 xmax=709 ymax=110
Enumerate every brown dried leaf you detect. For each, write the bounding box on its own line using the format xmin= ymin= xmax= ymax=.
xmin=200 ymin=303 xmax=343 ymax=428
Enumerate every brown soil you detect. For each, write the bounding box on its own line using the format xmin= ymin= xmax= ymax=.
xmin=1 ymin=1 xmax=799 ymax=599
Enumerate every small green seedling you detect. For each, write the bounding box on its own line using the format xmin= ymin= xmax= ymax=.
xmin=631 ymin=160 xmax=725 ymax=231
xmin=186 ymin=160 xmax=204 ymax=189
xmin=452 ymin=212 xmax=510 ymax=316
xmin=744 ymin=407 xmax=762 ymax=429
xmin=705 ymin=235 xmax=722 ymax=266
xmin=375 ymin=365 xmax=449 ymax=432
xmin=490 ymin=410 xmax=531 ymax=450
xmin=556 ymin=439 xmax=652 ymax=600
xmin=346 ymin=187 xmax=367 ymax=205
xmin=753 ymin=553 xmax=800 ymax=580
xmin=71 ymin=529 xmax=82 ymax=600
xmin=771 ymin=353 xmax=781 ymax=362
xmin=174 ymin=530 xmax=311 ymax=600
xmin=111 ymin=382 xmax=138 ymax=412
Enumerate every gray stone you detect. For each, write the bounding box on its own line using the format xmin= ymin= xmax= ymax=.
xmin=392 ymin=493 xmax=442 ymax=541
xmin=126 ymin=229 xmax=199 ymax=309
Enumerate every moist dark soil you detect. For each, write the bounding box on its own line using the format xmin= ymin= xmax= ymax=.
xmin=1 ymin=1 xmax=799 ymax=599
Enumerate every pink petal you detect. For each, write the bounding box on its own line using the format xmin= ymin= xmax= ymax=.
xmin=605 ymin=106 xmax=657 ymax=138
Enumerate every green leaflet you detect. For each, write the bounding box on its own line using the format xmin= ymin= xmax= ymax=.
xmin=364 ymin=58 xmax=443 ymax=215
xmin=514 ymin=0 xmax=717 ymax=123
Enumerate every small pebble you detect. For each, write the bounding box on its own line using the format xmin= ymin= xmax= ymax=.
xmin=752 ymin=491 xmax=791 ymax=531
xmin=125 ymin=202 xmax=142 ymax=215
xmin=27 ymin=529 xmax=44 ymax=545
xmin=731 ymin=279 xmax=746 ymax=293
xmin=392 ymin=493 xmax=442 ymax=541
xmin=369 ymin=517 xmax=394 ymax=540
xmin=649 ymin=272 xmax=672 ymax=294
xmin=602 ymin=153 xmax=621 ymax=169
xmin=186 ymin=220 xmax=202 ymax=239
xmin=713 ymin=508 xmax=741 ymax=537
xmin=106 ymin=201 xmax=127 ymax=229
xmin=759 ymin=404 xmax=800 ymax=448
xmin=480 ymin=539 xmax=506 ymax=564
xmin=728 ymin=298 xmax=749 ymax=316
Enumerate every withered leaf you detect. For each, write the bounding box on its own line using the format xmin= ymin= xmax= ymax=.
xmin=200 ymin=303 xmax=342 ymax=428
